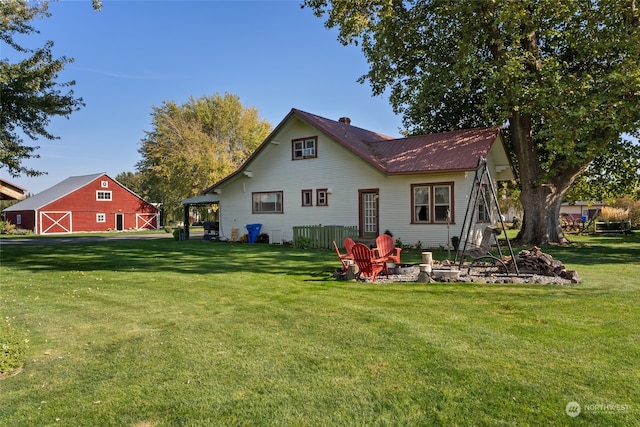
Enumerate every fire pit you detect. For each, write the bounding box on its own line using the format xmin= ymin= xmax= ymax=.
xmin=431 ymin=268 xmax=461 ymax=280
xmin=391 ymin=263 xmax=418 ymax=275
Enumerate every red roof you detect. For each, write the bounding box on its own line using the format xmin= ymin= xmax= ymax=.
xmin=294 ymin=109 xmax=501 ymax=174
xmin=204 ymin=109 xmax=504 ymax=192
xmin=377 ymin=128 xmax=501 ymax=174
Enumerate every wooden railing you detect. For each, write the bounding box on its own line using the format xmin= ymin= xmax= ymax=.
xmin=292 ymin=225 xmax=358 ymax=250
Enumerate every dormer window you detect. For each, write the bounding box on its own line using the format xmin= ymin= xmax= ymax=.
xmin=292 ymin=137 xmax=317 ymax=160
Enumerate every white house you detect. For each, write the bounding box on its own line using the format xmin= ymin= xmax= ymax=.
xmin=186 ymin=108 xmax=514 ymax=248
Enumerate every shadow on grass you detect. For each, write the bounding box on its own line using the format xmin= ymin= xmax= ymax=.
xmin=503 ymin=231 xmax=640 ymax=265
xmin=0 ymin=238 xmax=339 ymax=278
xmin=547 ymin=244 xmax=640 ymax=265
xmin=2 ymin=231 xmax=639 ymax=278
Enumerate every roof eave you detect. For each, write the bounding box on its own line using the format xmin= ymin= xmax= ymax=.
xmin=386 ymin=166 xmax=479 ymax=176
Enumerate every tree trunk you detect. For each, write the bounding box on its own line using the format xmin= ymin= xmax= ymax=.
xmin=509 ymin=112 xmax=573 ymax=245
xmin=518 ymin=183 xmax=569 ymax=245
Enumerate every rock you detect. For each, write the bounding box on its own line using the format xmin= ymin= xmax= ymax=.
xmin=562 ymin=270 xmax=582 ymax=283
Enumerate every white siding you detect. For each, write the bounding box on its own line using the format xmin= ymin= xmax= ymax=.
xmin=216 ymin=118 xmax=507 ymax=248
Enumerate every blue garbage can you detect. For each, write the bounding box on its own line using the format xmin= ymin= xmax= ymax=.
xmin=246 ymin=223 xmax=262 ymax=244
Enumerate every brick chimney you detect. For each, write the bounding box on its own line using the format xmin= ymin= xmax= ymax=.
xmin=338 ymin=117 xmax=351 ymax=125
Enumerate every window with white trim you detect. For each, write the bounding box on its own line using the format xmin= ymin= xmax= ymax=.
xmin=96 ymin=191 xmax=112 ymax=201
xmin=434 ymin=185 xmax=451 ymax=222
xmin=292 ymin=137 xmax=317 ymax=160
xmin=252 ymin=191 xmax=283 ymax=214
xmin=16 ymin=214 xmax=22 ymax=225
xmin=101 ymin=180 xmax=109 ymax=188
xmin=96 ymin=213 xmax=106 ymax=223
xmin=316 ymin=189 xmax=328 ymax=206
xmin=411 ymin=183 xmax=454 ymax=223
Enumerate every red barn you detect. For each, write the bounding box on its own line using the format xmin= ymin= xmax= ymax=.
xmin=3 ymin=173 xmax=159 ymax=234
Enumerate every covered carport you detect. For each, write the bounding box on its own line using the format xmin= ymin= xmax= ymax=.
xmin=180 ymin=194 xmax=220 ymax=240
xmin=0 ymin=178 xmax=27 ymax=202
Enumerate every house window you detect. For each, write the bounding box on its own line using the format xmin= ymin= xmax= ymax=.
xmin=101 ymin=180 xmax=109 ymax=188
xmin=302 ymin=190 xmax=313 ymax=206
xmin=434 ymin=185 xmax=451 ymax=222
xmin=412 ymin=183 xmax=454 ymax=223
xmin=478 ymin=200 xmax=490 ymax=222
xmin=16 ymin=214 xmax=22 ymax=225
xmin=477 ymin=185 xmax=491 ymax=223
xmin=413 ymin=186 xmax=430 ymax=222
xmin=96 ymin=213 xmax=106 ymax=223
xmin=252 ymin=191 xmax=283 ymax=214
xmin=96 ymin=191 xmax=112 ymax=201
xmin=316 ymin=189 xmax=328 ymax=206
xmin=292 ymin=137 xmax=317 ymax=160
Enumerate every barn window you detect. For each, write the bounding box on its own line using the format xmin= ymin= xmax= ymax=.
xmin=96 ymin=191 xmax=112 ymax=201
xmin=16 ymin=214 xmax=22 ymax=225
xmin=96 ymin=213 xmax=106 ymax=223
xmin=101 ymin=180 xmax=109 ymax=188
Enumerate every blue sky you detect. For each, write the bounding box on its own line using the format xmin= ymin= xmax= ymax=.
xmin=4 ymin=0 xmax=403 ymax=194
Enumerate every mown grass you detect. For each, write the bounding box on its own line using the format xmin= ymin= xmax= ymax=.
xmin=0 ymin=233 xmax=639 ymax=426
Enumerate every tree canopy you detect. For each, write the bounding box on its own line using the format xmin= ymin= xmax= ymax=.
xmin=1 ymin=0 xmax=84 ymax=177
xmin=136 ymin=93 xmax=272 ymax=221
xmin=566 ymin=135 xmax=640 ymax=203
xmin=304 ymin=0 xmax=640 ymax=245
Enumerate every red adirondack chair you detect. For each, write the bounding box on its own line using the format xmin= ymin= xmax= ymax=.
xmin=351 ymin=243 xmax=389 ymax=282
xmin=343 ymin=237 xmax=355 ymax=256
xmin=373 ymin=234 xmax=402 ymax=264
xmin=333 ymin=240 xmax=353 ymax=274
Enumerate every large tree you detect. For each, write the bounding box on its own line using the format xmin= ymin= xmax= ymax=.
xmin=304 ymin=0 xmax=640 ymax=245
xmin=137 ymin=93 xmax=271 ymax=221
xmin=1 ymin=0 xmax=84 ymax=177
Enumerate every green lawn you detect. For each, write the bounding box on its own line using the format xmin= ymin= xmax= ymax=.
xmin=1 ymin=233 xmax=638 ymax=426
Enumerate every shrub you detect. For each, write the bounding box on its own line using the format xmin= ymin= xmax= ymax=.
xmin=256 ymin=233 xmax=270 ymax=244
xmin=172 ymin=228 xmax=182 ymax=240
xmin=294 ymin=236 xmax=311 ymax=249
xmin=0 ymin=221 xmax=17 ymax=235
xmin=599 ymin=206 xmax=629 ymax=222
xmin=612 ymin=197 xmax=640 ymax=228
xmin=0 ymin=320 xmax=28 ymax=377
xmin=451 ymin=236 xmax=460 ymax=251
xmin=511 ymin=217 xmax=522 ymax=230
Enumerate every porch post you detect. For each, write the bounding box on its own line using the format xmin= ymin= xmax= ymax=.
xmin=183 ymin=203 xmax=190 ymax=240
